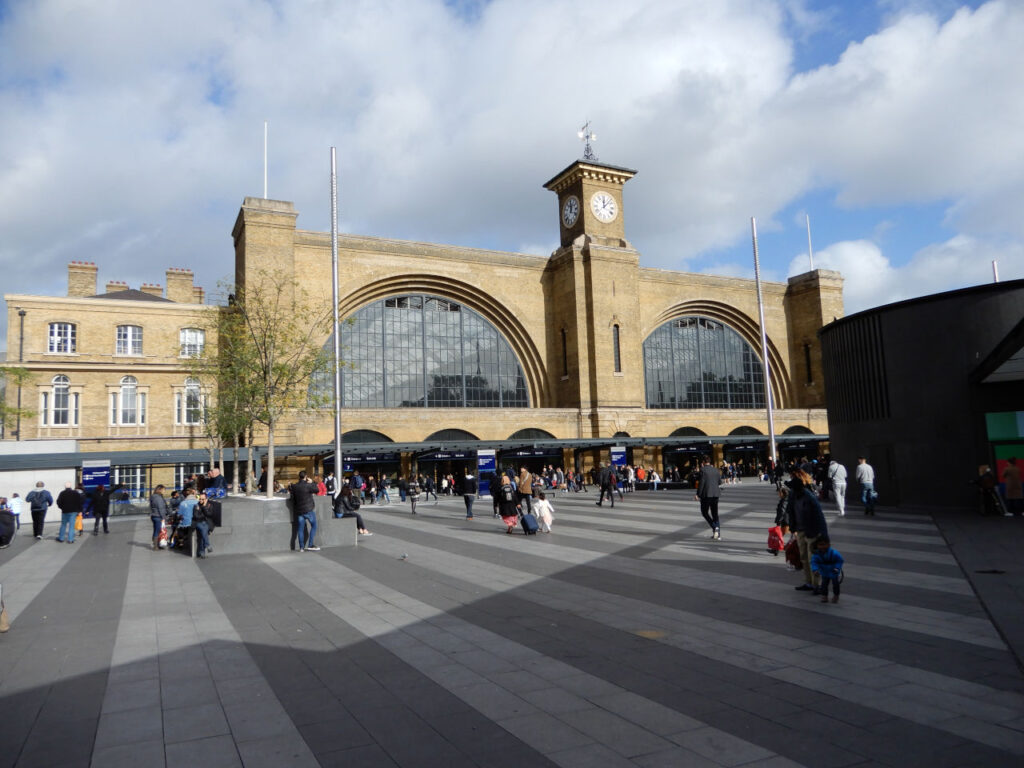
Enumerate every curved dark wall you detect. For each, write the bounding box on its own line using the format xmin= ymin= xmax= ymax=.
xmin=820 ymin=280 xmax=1024 ymax=509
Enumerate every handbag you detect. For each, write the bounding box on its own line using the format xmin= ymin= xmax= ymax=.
xmin=0 ymin=584 xmax=9 ymax=633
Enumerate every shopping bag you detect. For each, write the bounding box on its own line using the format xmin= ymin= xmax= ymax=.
xmin=767 ymin=526 xmax=784 ymax=553
xmin=75 ymin=513 xmax=84 ymax=533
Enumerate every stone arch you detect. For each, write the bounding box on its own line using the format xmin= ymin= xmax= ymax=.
xmin=782 ymin=425 xmax=814 ymax=434
xmin=425 ymin=428 xmax=479 ymax=442
xmin=338 ymin=275 xmax=548 ymax=407
xmin=729 ymin=426 xmax=763 ymax=436
xmin=343 ymin=429 xmax=394 ymax=443
xmin=646 ymin=300 xmax=792 ymax=407
xmin=670 ymin=427 xmax=707 ymax=437
xmin=508 ymin=428 xmax=556 ymax=440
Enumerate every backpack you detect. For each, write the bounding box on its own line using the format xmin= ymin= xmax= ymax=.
xmin=27 ymin=490 xmax=47 ymax=512
xmin=501 ymin=484 xmax=515 ymax=504
xmin=350 ymin=495 xmax=362 ymax=510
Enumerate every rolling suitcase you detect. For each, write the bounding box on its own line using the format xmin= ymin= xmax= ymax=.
xmin=520 ymin=511 xmax=539 ymax=535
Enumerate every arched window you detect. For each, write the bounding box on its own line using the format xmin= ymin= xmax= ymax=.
xmin=179 ymin=328 xmax=205 ymax=357
xmin=41 ymin=375 xmax=78 ymax=426
xmin=643 ymin=316 xmax=765 ymax=409
xmin=116 ymin=325 xmax=143 ymax=356
xmin=343 ymin=430 xmax=394 ymax=443
xmin=175 ymin=377 xmax=204 ymax=425
xmin=425 ymin=428 xmax=480 ymax=441
xmin=508 ymin=428 xmax=556 ymax=440
xmin=312 ymin=294 xmax=528 ymax=408
xmin=48 ymin=323 xmax=76 ymax=353
xmin=110 ymin=376 xmax=146 ymax=425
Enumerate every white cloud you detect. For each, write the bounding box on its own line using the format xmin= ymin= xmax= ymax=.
xmin=791 ymin=234 xmax=1024 ymax=314
xmin=0 ymin=0 xmax=1022 ymax=351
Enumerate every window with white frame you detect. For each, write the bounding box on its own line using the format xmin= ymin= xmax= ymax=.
xmin=116 ymin=325 xmax=143 ymax=356
xmin=41 ymin=374 xmax=79 ymax=427
xmin=48 ymin=322 xmax=77 ymax=353
xmin=110 ymin=376 xmax=146 ymax=425
xmin=175 ymin=377 xmax=205 ymax=425
xmin=179 ymin=327 xmax=205 ymax=357
xmin=111 ymin=465 xmax=146 ymax=500
xmin=175 ymin=463 xmax=208 ymax=490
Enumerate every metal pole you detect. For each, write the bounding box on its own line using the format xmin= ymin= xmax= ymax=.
xmin=992 ymin=260 xmax=999 ymax=283
xmin=751 ymin=218 xmax=777 ymax=465
xmin=16 ymin=308 xmax=26 ymax=441
xmin=806 ymin=214 xmax=814 ymax=271
xmin=264 ymin=122 xmax=268 ymax=199
xmin=330 ymin=148 xmax=343 ymax=493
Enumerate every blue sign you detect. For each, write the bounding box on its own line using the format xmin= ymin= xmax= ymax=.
xmin=419 ymin=451 xmax=474 ymax=460
xmin=477 ymin=450 xmax=496 ymax=497
xmin=611 ymin=446 xmax=626 ymax=467
xmin=81 ymin=460 xmax=110 ymax=490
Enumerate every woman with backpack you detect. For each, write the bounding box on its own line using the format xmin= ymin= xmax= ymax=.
xmin=498 ymin=475 xmax=520 ymax=534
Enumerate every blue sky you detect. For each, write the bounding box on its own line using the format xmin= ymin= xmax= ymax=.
xmin=0 ymin=0 xmax=1021 ymax=350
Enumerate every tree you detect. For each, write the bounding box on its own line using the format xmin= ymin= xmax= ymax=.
xmin=207 ymin=270 xmax=335 ymax=498
xmin=0 ymin=366 xmax=35 ymax=437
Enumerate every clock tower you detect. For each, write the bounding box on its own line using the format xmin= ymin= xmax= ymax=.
xmin=543 ymin=160 xmax=636 ymax=247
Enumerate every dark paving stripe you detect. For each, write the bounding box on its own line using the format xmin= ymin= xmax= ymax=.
xmin=333 ymin=544 xmax=1018 ymax=768
xmin=0 ymin=528 xmax=136 ymax=768
xmin=202 ymin=553 xmax=560 ymax=768
xmin=368 ymin=518 xmax=1024 ymax=693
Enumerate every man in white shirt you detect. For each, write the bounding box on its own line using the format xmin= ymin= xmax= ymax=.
xmin=855 ymin=457 xmax=876 ymax=516
xmin=827 ymin=458 xmax=848 ymax=516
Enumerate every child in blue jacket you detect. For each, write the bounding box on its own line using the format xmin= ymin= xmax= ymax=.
xmin=811 ymin=536 xmax=844 ymax=603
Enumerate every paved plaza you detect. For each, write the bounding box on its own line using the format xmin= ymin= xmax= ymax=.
xmin=1 ymin=484 xmax=1022 ymax=767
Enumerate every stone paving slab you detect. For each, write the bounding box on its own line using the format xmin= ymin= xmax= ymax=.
xmin=1 ymin=486 xmax=1023 ymax=766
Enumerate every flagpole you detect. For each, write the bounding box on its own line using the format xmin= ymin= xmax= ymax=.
xmin=806 ymin=214 xmax=814 ymax=271
xmin=751 ymin=217 xmax=777 ymax=465
xmin=264 ymin=122 xmax=268 ymax=199
xmin=330 ymin=148 xmax=343 ymax=492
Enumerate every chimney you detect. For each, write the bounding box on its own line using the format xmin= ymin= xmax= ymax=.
xmin=68 ymin=261 xmax=98 ymax=297
xmin=140 ymin=283 xmax=163 ymax=298
xmin=106 ymin=280 xmax=129 ymax=293
xmin=192 ymin=285 xmax=205 ymax=304
xmin=166 ymin=267 xmax=195 ymax=303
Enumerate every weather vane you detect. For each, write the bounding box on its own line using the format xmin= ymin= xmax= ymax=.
xmin=578 ymin=121 xmax=598 ymax=161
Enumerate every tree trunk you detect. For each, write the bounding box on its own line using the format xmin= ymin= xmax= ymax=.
xmin=217 ymin=441 xmax=225 ymax=481
xmin=266 ymin=421 xmax=276 ymax=499
xmin=232 ymin=434 xmax=240 ymax=495
xmin=246 ymin=425 xmax=255 ymax=496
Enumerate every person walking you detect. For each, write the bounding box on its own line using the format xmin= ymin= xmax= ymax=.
xmin=534 ymin=491 xmax=555 ymax=533
xmin=422 ymin=474 xmax=438 ymax=504
xmin=193 ymin=492 xmax=214 ymax=558
xmin=92 ymin=484 xmax=111 ymax=534
xmin=695 ymin=457 xmax=722 ymax=540
xmin=596 ymin=463 xmax=615 ymax=508
xmin=9 ymin=492 xmax=23 ymax=531
xmin=55 ymin=482 xmax=82 ymax=543
xmin=289 ymin=471 xmax=320 ymax=552
xmin=408 ymin=476 xmax=421 ymax=515
xmin=790 ymin=470 xmax=829 ymax=593
xmin=827 ymin=457 xmax=848 ymax=517
xmin=517 ymin=467 xmax=534 ymax=514
xmin=855 ymin=457 xmax=877 ymax=516
xmin=462 ymin=469 xmax=478 ymax=519
xmin=25 ymin=481 xmax=53 ymax=540
xmin=497 ymin=475 xmax=520 ymax=534
xmin=149 ymin=485 xmax=168 ymax=550
xmin=1002 ymin=457 xmax=1022 ymax=516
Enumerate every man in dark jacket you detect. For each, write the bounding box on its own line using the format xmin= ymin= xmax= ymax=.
xmin=55 ymin=482 xmax=83 ymax=543
xmin=25 ymin=481 xmax=54 ymax=540
xmin=596 ymin=463 xmax=615 ymax=508
xmin=462 ymin=470 xmax=478 ymax=519
xmin=695 ymin=457 xmax=722 ymax=539
xmin=92 ymin=484 xmax=111 ymax=534
xmin=289 ymin=471 xmax=320 ymax=552
xmin=789 ymin=471 xmax=828 ymax=592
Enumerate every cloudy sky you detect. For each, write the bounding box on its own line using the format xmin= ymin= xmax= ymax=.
xmin=1 ymin=0 xmax=1021 ymax=351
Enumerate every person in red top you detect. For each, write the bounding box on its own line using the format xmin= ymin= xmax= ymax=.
xmin=636 ymin=466 xmax=646 ymax=482
xmin=314 ymin=474 xmax=327 ymax=496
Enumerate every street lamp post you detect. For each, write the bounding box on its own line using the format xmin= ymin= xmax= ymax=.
xmin=16 ymin=308 xmax=26 ymax=440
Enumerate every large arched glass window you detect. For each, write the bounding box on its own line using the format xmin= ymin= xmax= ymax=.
xmin=643 ymin=316 xmax=765 ymax=409
xmin=313 ymin=294 xmax=528 ymax=408
xmin=41 ymin=375 xmax=78 ymax=426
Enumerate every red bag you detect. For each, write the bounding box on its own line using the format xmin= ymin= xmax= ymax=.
xmin=767 ymin=526 xmax=784 ymax=553
xmin=785 ymin=537 xmax=802 ymax=569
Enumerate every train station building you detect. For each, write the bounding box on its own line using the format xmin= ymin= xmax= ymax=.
xmin=3 ymin=157 xmax=842 ymax=492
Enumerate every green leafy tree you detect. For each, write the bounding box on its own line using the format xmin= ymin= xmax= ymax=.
xmin=0 ymin=366 xmax=35 ymax=437
xmin=209 ymin=270 xmax=334 ymax=498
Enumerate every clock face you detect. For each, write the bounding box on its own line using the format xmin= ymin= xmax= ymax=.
xmin=590 ymin=191 xmax=618 ymax=223
xmin=562 ymin=196 xmax=580 ymax=228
